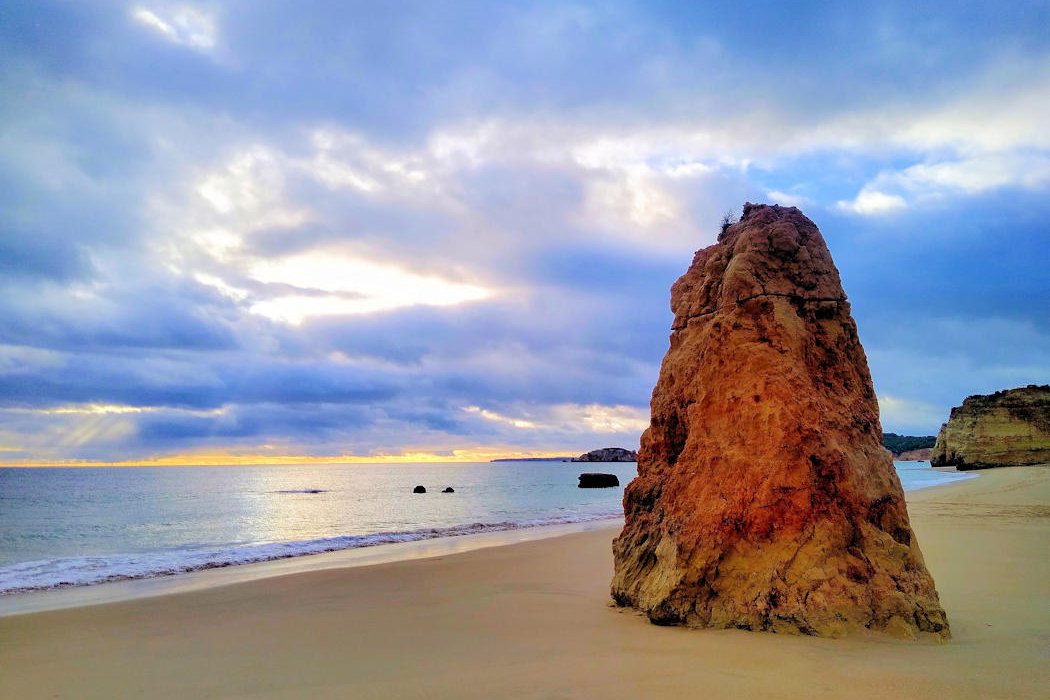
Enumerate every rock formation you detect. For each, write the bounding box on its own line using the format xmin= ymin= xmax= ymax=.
xmin=882 ymin=432 xmax=935 ymax=457
xmin=611 ymin=203 xmax=949 ymax=639
xmin=573 ymin=448 xmax=638 ymax=462
xmin=931 ymin=385 xmax=1050 ymax=469
xmin=897 ymin=448 xmax=932 ymax=461
xmin=578 ymin=473 xmax=620 ymax=488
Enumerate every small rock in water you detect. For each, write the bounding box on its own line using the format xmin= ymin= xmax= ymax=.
xmin=412 ymin=485 xmax=426 ymax=494
xmin=578 ymin=473 xmax=619 ymax=488
xmin=442 ymin=487 xmax=455 ymax=493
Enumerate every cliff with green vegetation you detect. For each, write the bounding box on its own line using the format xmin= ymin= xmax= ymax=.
xmin=882 ymin=433 xmax=935 ymax=456
xmin=931 ymin=385 xmax=1050 ymax=470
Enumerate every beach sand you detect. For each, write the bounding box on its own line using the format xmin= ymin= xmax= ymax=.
xmin=2 ymin=466 xmax=1047 ymax=699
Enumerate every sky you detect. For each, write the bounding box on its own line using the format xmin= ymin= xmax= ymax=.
xmin=1 ymin=0 xmax=1048 ymax=465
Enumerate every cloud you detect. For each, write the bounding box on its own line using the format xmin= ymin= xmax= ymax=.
xmin=835 ymin=189 xmax=907 ymax=215
xmin=766 ymin=190 xmax=813 ymax=208
xmin=893 ymin=154 xmax=1050 ymax=196
xmin=2 ymin=1 xmax=1049 ymax=462
xmin=837 ymin=153 xmax=1050 ymax=215
xmin=462 ymin=406 xmax=537 ymax=429
xmin=877 ymin=395 xmax=942 ymax=432
xmin=462 ymin=402 xmax=648 ymax=435
xmin=131 ymin=4 xmax=217 ymax=51
xmin=247 ymin=251 xmax=494 ymax=324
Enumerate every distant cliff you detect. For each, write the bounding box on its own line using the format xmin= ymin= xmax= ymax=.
xmin=572 ymin=447 xmax=637 ymax=462
xmin=931 ymin=385 xmax=1050 ymax=470
xmin=882 ymin=432 xmax=935 ymax=456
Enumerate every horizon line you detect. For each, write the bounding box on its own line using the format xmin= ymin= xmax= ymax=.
xmin=0 ymin=448 xmax=594 ymax=468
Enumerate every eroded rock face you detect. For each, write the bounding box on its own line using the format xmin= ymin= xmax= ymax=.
xmin=897 ymin=448 xmax=932 ymax=461
xmin=931 ymin=386 xmax=1050 ymax=470
xmin=611 ymin=203 xmax=949 ymax=639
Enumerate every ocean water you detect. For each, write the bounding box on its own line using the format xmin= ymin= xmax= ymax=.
xmin=0 ymin=460 xmax=972 ymax=596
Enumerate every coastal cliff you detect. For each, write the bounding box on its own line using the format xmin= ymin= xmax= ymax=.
xmin=573 ymin=448 xmax=637 ymax=462
xmin=611 ymin=203 xmax=948 ymax=639
xmin=930 ymin=385 xmax=1050 ymax=470
xmin=897 ymin=448 xmax=932 ymax=461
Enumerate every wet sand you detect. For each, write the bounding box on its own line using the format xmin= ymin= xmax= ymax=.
xmin=2 ymin=466 xmax=1047 ymax=699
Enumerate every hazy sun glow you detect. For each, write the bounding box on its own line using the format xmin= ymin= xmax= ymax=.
xmin=0 ymin=447 xmax=578 ymax=467
xmin=248 ymin=252 xmax=494 ymax=324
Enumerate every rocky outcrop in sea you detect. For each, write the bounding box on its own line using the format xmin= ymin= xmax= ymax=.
xmin=573 ymin=448 xmax=637 ymax=462
xmin=611 ymin=203 xmax=949 ymax=639
xmin=931 ymin=385 xmax=1050 ymax=470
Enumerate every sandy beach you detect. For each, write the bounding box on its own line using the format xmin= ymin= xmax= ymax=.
xmin=2 ymin=466 xmax=1047 ymax=699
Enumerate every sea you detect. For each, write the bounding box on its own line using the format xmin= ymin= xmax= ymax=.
xmin=0 ymin=460 xmax=972 ymax=597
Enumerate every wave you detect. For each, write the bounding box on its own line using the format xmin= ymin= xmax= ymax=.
xmin=0 ymin=464 xmax=974 ymax=596
xmin=0 ymin=510 xmax=621 ymax=596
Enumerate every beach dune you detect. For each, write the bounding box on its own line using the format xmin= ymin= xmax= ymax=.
xmin=1 ymin=466 xmax=1047 ymax=699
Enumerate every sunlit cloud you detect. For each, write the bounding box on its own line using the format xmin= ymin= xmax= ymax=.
xmin=247 ymin=251 xmax=494 ymax=324
xmin=195 ymin=147 xmax=311 ymax=230
xmin=40 ymin=403 xmax=153 ymax=415
xmin=551 ymin=403 xmax=650 ymax=434
xmin=835 ymin=189 xmax=907 ymax=216
xmin=463 ymin=403 xmax=649 ymax=435
xmin=306 ymin=129 xmax=431 ymax=196
xmin=194 ymin=272 xmax=250 ymax=301
xmin=462 ymin=406 xmax=537 ymax=429
xmin=131 ymin=4 xmax=217 ymax=51
xmin=837 ymin=153 xmax=1050 ymax=215
xmin=892 ymin=154 xmax=1050 ymax=196
xmin=580 ymin=171 xmax=682 ymax=230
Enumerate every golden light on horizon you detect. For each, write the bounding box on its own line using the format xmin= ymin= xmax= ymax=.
xmin=0 ymin=446 xmax=578 ymax=468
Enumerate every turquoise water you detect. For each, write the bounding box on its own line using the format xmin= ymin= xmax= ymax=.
xmin=0 ymin=460 xmax=971 ymax=595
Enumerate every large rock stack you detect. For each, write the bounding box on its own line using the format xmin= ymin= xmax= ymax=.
xmin=931 ymin=385 xmax=1050 ymax=469
xmin=611 ymin=204 xmax=949 ymax=639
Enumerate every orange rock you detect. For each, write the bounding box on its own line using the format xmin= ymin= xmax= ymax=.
xmin=611 ymin=204 xmax=949 ymax=639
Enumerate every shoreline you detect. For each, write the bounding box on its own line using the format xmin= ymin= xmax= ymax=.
xmin=2 ymin=466 xmax=1047 ymax=698
xmin=0 ymin=517 xmax=622 ymax=617
xmin=1 ymin=463 xmax=972 ymax=615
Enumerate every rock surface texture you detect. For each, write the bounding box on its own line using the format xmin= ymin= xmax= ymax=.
xmin=931 ymin=386 xmax=1050 ymax=470
xmin=573 ymin=448 xmax=638 ymax=462
xmin=611 ymin=204 xmax=949 ymax=639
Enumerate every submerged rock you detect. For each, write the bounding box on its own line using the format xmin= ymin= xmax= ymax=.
xmin=413 ymin=485 xmax=426 ymax=494
xmin=611 ymin=203 xmax=949 ymax=639
xmin=442 ymin=487 xmax=455 ymax=493
xmin=573 ymin=448 xmax=638 ymax=462
xmin=578 ymin=473 xmax=620 ymax=488
xmin=931 ymin=385 xmax=1050 ymax=470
